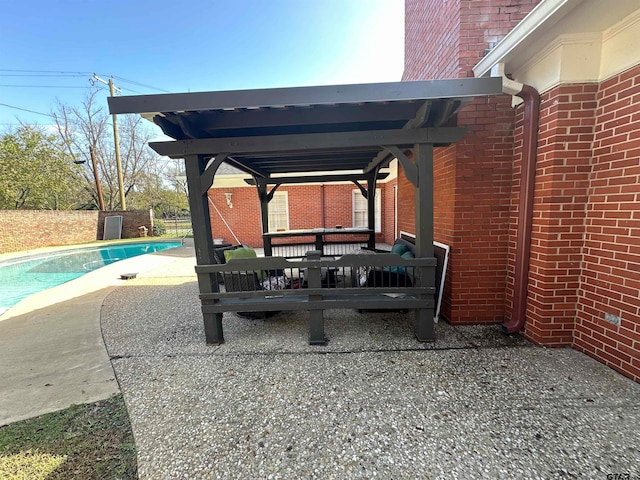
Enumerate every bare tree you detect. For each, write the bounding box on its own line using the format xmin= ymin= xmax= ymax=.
xmin=52 ymin=90 xmax=159 ymax=210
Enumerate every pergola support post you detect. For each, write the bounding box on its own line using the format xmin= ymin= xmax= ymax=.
xmin=256 ymin=178 xmax=272 ymax=256
xmin=184 ymin=154 xmax=224 ymax=344
xmin=413 ymin=143 xmax=436 ymax=342
xmin=306 ymin=250 xmax=326 ymax=345
xmin=366 ymin=171 xmax=377 ymax=249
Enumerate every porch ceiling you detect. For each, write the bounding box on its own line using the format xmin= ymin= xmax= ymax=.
xmin=108 ymin=77 xmax=503 ymax=178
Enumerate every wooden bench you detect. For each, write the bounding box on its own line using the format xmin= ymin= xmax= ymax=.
xmin=195 ymin=250 xmax=436 ymax=345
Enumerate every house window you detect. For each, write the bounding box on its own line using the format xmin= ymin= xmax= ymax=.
xmin=269 ymin=191 xmax=289 ymax=231
xmin=352 ymin=189 xmax=381 ymax=232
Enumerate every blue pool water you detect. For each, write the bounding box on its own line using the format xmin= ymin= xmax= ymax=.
xmin=0 ymin=241 xmax=181 ymax=312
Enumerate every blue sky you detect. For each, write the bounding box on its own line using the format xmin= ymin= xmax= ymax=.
xmin=0 ymin=0 xmax=404 ymax=128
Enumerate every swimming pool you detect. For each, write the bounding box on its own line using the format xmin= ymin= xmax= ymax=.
xmin=0 ymin=241 xmax=181 ymax=313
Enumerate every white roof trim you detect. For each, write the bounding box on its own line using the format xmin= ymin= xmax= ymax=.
xmin=473 ymin=0 xmax=583 ymax=78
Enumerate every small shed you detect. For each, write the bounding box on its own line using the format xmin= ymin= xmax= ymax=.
xmin=108 ymin=78 xmax=502 ymax=344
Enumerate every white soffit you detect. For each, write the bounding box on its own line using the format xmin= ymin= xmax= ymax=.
xmin=474 ymin=0 xmax=640 ymax=92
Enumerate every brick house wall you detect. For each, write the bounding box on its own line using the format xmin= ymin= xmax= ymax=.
xmin=396 ymin=164 xmax=415 ymax=238
xmin=404 ymin=0 xmax=640 ymax=381
xmin=508 ymin=66 xmax=640 ymax=381
xmin=572 ymin=65 xmax=640 ymax=380
xmin=403 ymin=0 xmax=538 ymax=323
xmin=510 ymin=84 xmax=597 ymax=346
xmin=404 ymin=0 xmax=460 ymax=81
xmin=382 ymin=178 xmax=398 ymax=242
xmin=208 ymin=183 xmax=391 ymax=248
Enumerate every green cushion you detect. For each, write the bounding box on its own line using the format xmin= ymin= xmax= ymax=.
xmin=223 ymin=247 xmax=265 ymax=279
xmin=224 ymin=247 xmax=257 ymax=262
xmin=385 ymin=250 xmax=415 ymax=274
xmin=401 ymin=251 xmax=415 ymax=260
xmin=391 ymin=243 xmax=409 ymax=256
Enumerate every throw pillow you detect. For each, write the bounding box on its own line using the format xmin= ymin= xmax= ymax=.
xmin=391 ymin=243 xmax=410 ymax=256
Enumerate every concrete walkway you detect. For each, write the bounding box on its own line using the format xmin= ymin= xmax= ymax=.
xmin=2 ymin=241 xmax=640 ymax=478
xmin=0 ymin=241 xmax=195 ymax=425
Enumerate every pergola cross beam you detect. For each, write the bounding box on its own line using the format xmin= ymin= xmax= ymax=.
xmin=150 ymin=127 xmax=466 ymax=158
xmin=243 ymin=172 xmax=389 ymax=185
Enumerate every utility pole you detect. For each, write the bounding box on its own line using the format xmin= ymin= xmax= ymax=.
xmin=89 ymin=145 xmax=106 ymax=211
xmin=93 ymin=74 xmax=126 ymax=210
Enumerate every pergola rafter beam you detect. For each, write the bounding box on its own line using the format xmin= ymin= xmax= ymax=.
xmin=149 ymin=127 xmax=467 ymax=159
xmin=189 ymin=101 xmax=421 ymax=131
xmin=404 ymin=100 xmax=433 ymax=129
xmin=224 ymin=156 xmax=269 ymax=178
xmin=244 ymin=172 xmax=389 ymax=185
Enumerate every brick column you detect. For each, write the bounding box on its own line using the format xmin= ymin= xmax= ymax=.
xmin=510 ymin=84 xmax=597 ymax=346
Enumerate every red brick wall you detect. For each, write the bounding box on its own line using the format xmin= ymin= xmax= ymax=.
xmin=448 ymin=95 xmax=516 ymax=323
xmin=573 ymin=65 xmax=640 ymax=381
xmin=433 ymin=145 xmax=457 ymax=320
xmin=458 ymin=0 xmax=539 ymax=78
xmin=0 ymin=210 xmax=99 ymax=254
xmin=404 ymin=0 xmax=640 ymax=382
xmin=208 ymin=187 xmax=263 ymax=245
xmin=404 ymin=0 xmax=538 ymax=81
xmin=209 ymin=184 xmax=388 ymax=248
xmin=433 ymin=145 xmax=457 ymax=247
xmin=396 ymin=164 xmax=416 ymax=237
xmin=323 ymin=184 xmax=354 ymax=231
xmin=403 ymin=0 xmax=538 ymax=324
xmin=511 ymin=85 xmax=596 ymax=346
xmin=0 ymin=209 xmax=155 ymax=254
xmin=403 ymin=0 xmax=460 ymax=81
xmin=382 ymin=178 xmax=398 ymax=243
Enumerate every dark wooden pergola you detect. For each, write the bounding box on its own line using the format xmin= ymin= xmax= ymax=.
xmin=108 ymin=78 xmax=502 ymax=344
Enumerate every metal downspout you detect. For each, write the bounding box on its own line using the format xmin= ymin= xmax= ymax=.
xmin=494 ymin=65 xmax=541 ymax=334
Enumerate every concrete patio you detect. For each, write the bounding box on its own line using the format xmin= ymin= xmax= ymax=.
xmin=2 ymin=241 xmax=639 ymax=478
xmin=101 ymin=243 xmax=640 ymax=479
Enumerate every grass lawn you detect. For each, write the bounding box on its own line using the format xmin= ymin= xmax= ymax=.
xmin=0 ymin=395 xmax=137 ymax=479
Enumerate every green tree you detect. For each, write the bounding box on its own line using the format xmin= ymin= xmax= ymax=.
xmin=126 ymin=158 xmax=189 ymax=217
xmin=0 ymin=126 xmax=82 ymax=209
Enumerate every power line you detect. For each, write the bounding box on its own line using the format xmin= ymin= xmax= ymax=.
xmin=112 ymin=75 xmax=171 ymax=93
xmin=0 ymin=73 xmax=89 ymax=77
xmin=0 ymin=69 xmax=171 ymax=94
xmin=118 ymin=86 xmax=143 ymax=94
xmin=0 ymin=103 xmax=54 ymax=118
xmin=0 ymin=84 xmax=95 ymax=89
xmin=0 ymin=69 xmax=94 ymax=75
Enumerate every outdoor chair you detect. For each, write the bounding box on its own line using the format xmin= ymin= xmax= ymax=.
xmin=215 ymin=246 xmax=286 ymax=318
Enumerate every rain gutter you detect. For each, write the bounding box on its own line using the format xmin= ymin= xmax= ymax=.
xmin=490 ymin=64 xmax=540 ymax=334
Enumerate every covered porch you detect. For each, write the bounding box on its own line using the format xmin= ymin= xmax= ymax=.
xmin=108 ymin=78 xmax=502 ymax=345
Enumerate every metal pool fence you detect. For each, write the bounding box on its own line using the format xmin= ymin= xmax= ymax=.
xmin=159 ymin=216 xmax=192 ymax=237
